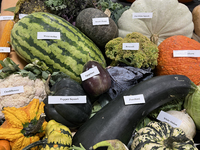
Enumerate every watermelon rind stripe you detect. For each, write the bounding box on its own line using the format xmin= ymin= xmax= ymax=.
xmin=11 ymin=12 xmax=106 ymax=82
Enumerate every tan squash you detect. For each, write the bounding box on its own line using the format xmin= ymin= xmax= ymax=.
xmin=193 ymin=5 xmax=200 ymax=38
xmin=0 ymin=0 xmax=27 ymax=69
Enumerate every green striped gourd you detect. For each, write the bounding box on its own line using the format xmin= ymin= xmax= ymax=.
xmin=131 ymin=121 xmax=198 ymax=150
xmin=10 ymin=12 xmax=106 ymax=83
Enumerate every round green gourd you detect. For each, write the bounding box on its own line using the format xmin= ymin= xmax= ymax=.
xmin=75 ymin=8 xmax=118 ymax=48
xmin=10 ymin=12 xmax=106 ymax=83
xmin=131 ymin=121 xmax=198 ymax=150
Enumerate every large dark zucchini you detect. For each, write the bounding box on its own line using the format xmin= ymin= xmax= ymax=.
xmin=72 ymin=75 xmax=192 ymax=149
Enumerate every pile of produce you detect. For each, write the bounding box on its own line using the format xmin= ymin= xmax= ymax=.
xmin=1 ymin=0 xmax=200 ymax=149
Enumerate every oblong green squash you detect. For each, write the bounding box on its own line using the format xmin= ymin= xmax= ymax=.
xmin=10 ymin=12 xmax=107 ymax=83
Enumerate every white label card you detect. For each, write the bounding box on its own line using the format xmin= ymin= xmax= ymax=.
xmin=124 ymin=94 xmax=145 ymax=105
xmin=48 ymin=96 xmax=87 ymax=104
xmin=0 ymin=16 xmax=14 ymax=20
xmin=157 ymin=110 xmax=182 ymax=128
xmin=19 ymin=14 xmax=28 ymax=19
xmin=132 ymin=13 xmax=153 ymax=19
xmin=0 ymin=86 xmax=24 ymax=96
xmin=122 ymin=43 xmax=139 ymax=50
xmin=92 ymin=17 xmax=109 ymax=25
xmin=0 ymin=47 xmax=10 ymax=53
xmin=80 ymin=66 xmax=100 ymax=81
xmin=37 ymin=32 xmax=60 ymax=39
xmin=173 ymin=50 xmax=200 ymax=57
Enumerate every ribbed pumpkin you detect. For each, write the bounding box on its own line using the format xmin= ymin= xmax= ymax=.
xmin=156 ymin=35 xmax=200 ymax=85
xmin=0 ymin=98 xmax=47 ymax=150
xmin=117 ymin=0 xmax=194 ymax=46
xmin=22 ymin=120 xmax=72 ymax=150
xmin=131 ymin=121 xmax=198 ymax=150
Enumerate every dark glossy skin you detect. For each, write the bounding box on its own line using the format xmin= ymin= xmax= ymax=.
xmin=81 ymin=61 xmax=111 ymax=98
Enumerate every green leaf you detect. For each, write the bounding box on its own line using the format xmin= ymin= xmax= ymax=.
xmin=4 ymin=7 xmax=16 ymax=12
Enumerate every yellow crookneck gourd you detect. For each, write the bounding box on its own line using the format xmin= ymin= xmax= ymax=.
xmin=0 ymin=98 xmax=47 ymax=150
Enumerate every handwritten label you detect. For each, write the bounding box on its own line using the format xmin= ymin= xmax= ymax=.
xmin=122 ymin=43 xmax=139 ymax=50
xmin=173 ymin=50 xmax=200 ymax=57
xmin=92 ymin=17 xmax=109 ymax=25
xmin=19 ymin=14 xmax=28 ymax=19
xmin=48 ymin=96 xmax=87 ymax=104
xmin=132 ymin=13 xmax=153 ymax=19
xmin=37 ymin=32 xmax=60 ymax=39
xmin=0 ymin=16 xmax=14 ymax=20
xmin=0 ymin=86 xmax=24 ymax=96
xmin=80 ymin=66 xmax=100 ymax=81
xmin=124 ymin=94 xmax=145 ymax=105
xmin=0 ymin=47 xmax=10 ymax=53
xmin=157 ymin=110 xmax=182 ymax=128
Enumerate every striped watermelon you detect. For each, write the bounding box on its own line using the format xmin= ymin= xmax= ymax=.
xmin=10 ymin=12 xmax=106 ymax=83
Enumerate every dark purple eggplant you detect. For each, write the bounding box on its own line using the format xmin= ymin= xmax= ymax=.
xmin=81 ymin=61 xmax=111 ymax=98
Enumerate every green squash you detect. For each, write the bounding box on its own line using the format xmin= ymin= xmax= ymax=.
xmin=131 ymin=121 xmax=198 ymax=150
xmin=44 ymin=77 xmax=92 ymax=130
xmin=22 ymin=120 xmax=72 ymax=150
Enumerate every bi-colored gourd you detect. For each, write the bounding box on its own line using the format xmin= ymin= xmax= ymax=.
xmin=22 ymin=120 xmax=72 ymax=150
xmin=156 ymin=35 xmax=200 ymax=85
xmin=0 ymin=98 xmax=47 ymax=150
xmin=131 ymin=121 xmax=198 ymax=150
xmin=10 ymin=12 xmax=106 ymax=83
xmin=117 ymin=0 xmax=194 ymax=45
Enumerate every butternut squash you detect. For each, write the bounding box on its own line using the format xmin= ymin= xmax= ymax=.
xmin=0 ymin=0 xmax=27 ymax=69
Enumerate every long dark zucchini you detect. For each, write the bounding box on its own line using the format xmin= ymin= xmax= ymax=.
xmin=72 ymin=75 xmax=192 ymax=149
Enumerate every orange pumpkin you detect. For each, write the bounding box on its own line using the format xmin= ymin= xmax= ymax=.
xmin=156 ymin=35 xmax=200 ymax=85
xmin=0 ymin=140 xmax=10 ymax=150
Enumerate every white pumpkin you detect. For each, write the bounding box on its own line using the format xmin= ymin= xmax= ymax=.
xmin=117 ymin=0 xmax=194 ymax=45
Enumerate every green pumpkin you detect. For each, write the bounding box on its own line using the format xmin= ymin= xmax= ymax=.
xmin=131 ymin=121 xmax=198 ymax=150
xmin=44 ymin=77 xmax=92 ymax=130
xmin=22 ymin=120 xmax=72 ymax=150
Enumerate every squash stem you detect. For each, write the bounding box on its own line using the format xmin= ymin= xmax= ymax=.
xmin=24 ymin=113 xmax=46 ymax=136
xmin=44 ymin=74 xmax=51 ymax=95
xmin=163 ymin=136 xmax=188 ymax=149
xmin=150 ymin=34 xmax=159 ymax=45
xmin=22 ymin=138 xmax=48 ymax=150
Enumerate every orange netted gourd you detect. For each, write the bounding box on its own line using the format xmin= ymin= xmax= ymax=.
xmin=156 ymin=35 xmax=200 ymax=85
xmin=0 ymin=98 xmax=47 ymax=150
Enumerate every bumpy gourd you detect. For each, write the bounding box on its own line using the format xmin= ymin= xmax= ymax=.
xmin=118 ymin=0 xmax=194 ymax=45
xmin=23 ymin=120 xmax=72 ymax=150
xmin=156 ymin=35 xmax=200 ymax=85
xmin=131 ymin=121 xmax=198 ymax=150
xmin=0 ymin=98 xmax=47 ymax=150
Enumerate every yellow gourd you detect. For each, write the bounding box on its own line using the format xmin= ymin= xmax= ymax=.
xmin=0 ymin=98 xmax=47 ymax=150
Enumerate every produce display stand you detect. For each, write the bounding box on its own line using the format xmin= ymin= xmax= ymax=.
xmin=1 ymin=0 xmax=200 ymax=149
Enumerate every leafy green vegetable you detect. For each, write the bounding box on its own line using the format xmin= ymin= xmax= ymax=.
xmin=0 ymin=58 xmax=70 ymax=87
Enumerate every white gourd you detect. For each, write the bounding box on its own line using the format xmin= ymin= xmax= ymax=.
xmin=166 ymin=109 xmax=196 ymax=139
xmin=117 ymin=0 xmax=194 ymax=45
